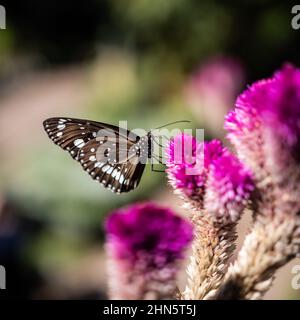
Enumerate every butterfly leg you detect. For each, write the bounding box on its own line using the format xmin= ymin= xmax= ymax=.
xmin=151 ymin=162 xmax=165 ymax=173
xmin=152 ymin=136 xmax=165 ymax=148
xmin=151 ymin=153 xmax=165 ymax=164
xmin=151 ymin=154 xmax=165 ymax=173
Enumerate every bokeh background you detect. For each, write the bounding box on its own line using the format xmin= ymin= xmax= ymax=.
xmin=0 ymin=0 xmax=299 ymax=299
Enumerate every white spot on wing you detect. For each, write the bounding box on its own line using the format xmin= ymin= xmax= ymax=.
xmin=102 ymin=165 xmax=110 ymax=172
xmin=94 ymin=162 xmax=103 ymax=168
xmin=57 ymin=124 xmax=66 ymax=130
xmin=74 ymin=139 xmax=85 ymax=148
xmin=89 ymin=155 xmax=96 ymax=161
xmin=116 ymin=171 xmax=121 ymax=180
xmin=111 ymin=169 xmax=118 ymax=178
xmin=107 ymin=167 xmax=113 ymax=174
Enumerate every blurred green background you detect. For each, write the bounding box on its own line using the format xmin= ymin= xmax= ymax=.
xmin=0 ymin=0 xmax=299 ymax=299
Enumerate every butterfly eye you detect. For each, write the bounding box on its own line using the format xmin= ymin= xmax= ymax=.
xmin=104 ymin=148 xmax=110 ymax=157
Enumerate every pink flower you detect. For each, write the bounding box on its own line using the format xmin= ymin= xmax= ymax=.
xmin=168 ymin=135 xmax=254 ymax=299
xmin=205 ymin=150 xmax=254 ymax=223
xmin=106 ymin=202 xmax=193 ymax=266
xmin=259 ymin=65 xmax=300 ymax=147
xmin=225 ymin=64 xmax=300 ymax=181
xmin=166 ymin=134 xmax=254 ymax=222
xmin=165 ymin=134 xmax=207 ymax=202
xmin=105 ymin=202 xmax=193 ymax=299
xmin=186 ymin=57 xmax=245 ymax=136
xmin=217 ymin=65 xmax=300 ymax=299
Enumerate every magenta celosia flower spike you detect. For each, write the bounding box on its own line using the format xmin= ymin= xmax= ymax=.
xmin=225 ymin=63 xmax=300 ymax=185
xmin=165 ymin=134 xmax=254 ymax=299
xmin=166 ymin=134 xmax=253 ymax=223
xmin=216 ymin=64 xmax=300 ymax=300
xmin=165 ymin=134 xmax=207 ymax=203
xmin=205 ymin=149 xmax=254 ymax=224
xmin=105 ymin=202 xmax=193 ymax=300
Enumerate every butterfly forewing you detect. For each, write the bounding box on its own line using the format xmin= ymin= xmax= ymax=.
xmin=43 ymin=117 xmax=147 ymax=193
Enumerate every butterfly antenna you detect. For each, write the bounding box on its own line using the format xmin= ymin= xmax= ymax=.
xmin=154 ymin=120 xmax=191 ymax=130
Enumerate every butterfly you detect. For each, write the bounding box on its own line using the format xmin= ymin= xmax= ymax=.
xmin=43 ymin=117 xmax=190 ymax=194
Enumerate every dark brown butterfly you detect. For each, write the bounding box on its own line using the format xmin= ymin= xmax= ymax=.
xmin=43 ymin=117 xmax=189 ymax=194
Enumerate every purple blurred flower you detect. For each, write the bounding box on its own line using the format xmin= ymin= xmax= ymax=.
xmin=106 ymin=202 xmax=193 ymax=265
xmin=105 ymin=202 xmax=193 ymax=299
xmin=186 ymin=57 xmax=245 ymax=136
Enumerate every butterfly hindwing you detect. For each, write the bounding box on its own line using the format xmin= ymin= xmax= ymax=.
xmin=76 ymin=138 xmax=145 ymax=193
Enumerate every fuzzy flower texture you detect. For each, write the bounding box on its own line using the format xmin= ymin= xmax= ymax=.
xmin=226 ymin=63 xmax=300 ymax=183
xmin=105 ymin=203 xmax=193 ymax=299
xmin=227 ymin=64 xmax=300 ymax=148
xmin=166 ymin=135 xmax=254 ymax=299
xmin=166 ymin=135 xmax=254 ymax=224
xmin=216 ymin=64 xmax=300 ymax=299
